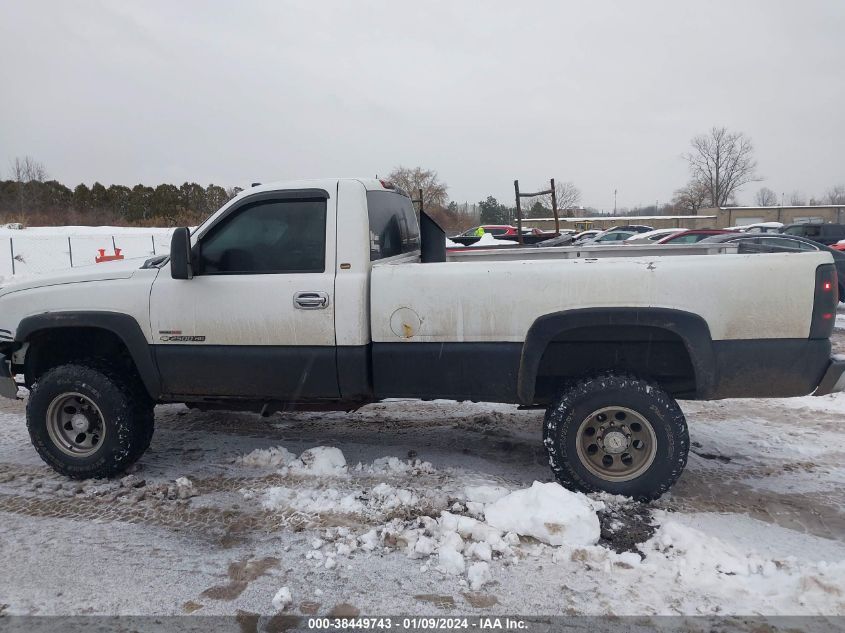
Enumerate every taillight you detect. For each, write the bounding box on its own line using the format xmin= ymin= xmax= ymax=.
xmin=810 ymin=264 xmax=838 ymax=339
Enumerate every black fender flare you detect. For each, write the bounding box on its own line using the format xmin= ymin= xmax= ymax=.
xmin=16 ymin=311 xmax=161 ymax=399
xmin=517 ymin=307 xmax=716 ymax=403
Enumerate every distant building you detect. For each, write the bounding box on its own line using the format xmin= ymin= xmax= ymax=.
xmin=523 ymin=215 xmax=717 ymax=232
xmin=701 ymin=205 xmax=845 ymax=228
xmin=522 ymin=205 xmax=845 ymax=232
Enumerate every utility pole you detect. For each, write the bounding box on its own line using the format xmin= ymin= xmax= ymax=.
xmin=613 ymin=189 xmax=617 ymax=214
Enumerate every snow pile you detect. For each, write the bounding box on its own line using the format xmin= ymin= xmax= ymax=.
xmin=260 ymin=480 xmax=440 ymax=519
xmin=316 ymin=482 xmax=603 ymax=591
xmin=262 ymin=487 xmax=364 ymax=514
xmin=173 ymin=477 xmax=197 ymax=500
xmin=271 ymin=586 xmax=292 ymax=611
xmin=468 ymin=233 xmax=500 ymax=248
xmin=484 ymin=481 xmax=601 ymax=546
xmin=467 ymin=562 xmax=492 ymax=591
xmin=357 ymin=455 xmax=436 ymax=475
xmin=306 ymin=511 xmax=521 ymax=590
xmin=237 ymin=444 xmax=347 ymax=475
xmin=638 ymin=521 xmax=845 ymax=614
xmin=238 ymin=445 xmax=437 ymax=480
xmin=245 ymin=445 xmax=608 ymax=592
xmin=238 ymin=446 xmax=298 ymax=467
xmin=296 ymin=447 xmax=347 ymax=474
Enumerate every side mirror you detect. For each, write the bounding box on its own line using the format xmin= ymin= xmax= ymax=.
xmin=170 ymin=227 xmax=193 ymax=279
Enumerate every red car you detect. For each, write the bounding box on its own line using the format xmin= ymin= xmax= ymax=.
xmin=656 ymin=229 xmax=735 ymax=244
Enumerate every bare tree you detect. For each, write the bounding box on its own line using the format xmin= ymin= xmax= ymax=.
xmin=8 ymin=156 xmax=48 ymax=215
xmin=672 ymin=179 xmax=710 ymax=214
xmin=9 ymin=156 xmax=47 ymax=183
xmin=788 ymin=190 xmax=807 ymax=206
xmin=538 ymin=181 xmax=581 ymax=217
xmin=825 ymin=185 xmax=845 ymax=205
xmin=754 ymin=187 xmax=778 ymax=206
xmin=387 ymin=166 xmax=448 ymax=210
xmin=684 ymin=127 xmax=761 ymax=207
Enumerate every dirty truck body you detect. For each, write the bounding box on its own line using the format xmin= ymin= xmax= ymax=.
xmin=1 ymin=178 xmax=843 ymax=500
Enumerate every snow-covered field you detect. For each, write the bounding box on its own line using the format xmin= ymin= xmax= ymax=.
xmin=0 ymin=225 xmax=173 ymax=279
xmin=0 ymin=386 xmax=843 ymax=618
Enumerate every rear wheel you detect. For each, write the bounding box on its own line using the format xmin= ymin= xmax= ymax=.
xmin=543 ymin=373 xmax=689 ymax=501
xmin=26 ymin=363 xmax=154 ymax=479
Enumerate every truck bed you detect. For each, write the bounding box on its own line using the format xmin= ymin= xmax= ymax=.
xmin=372 ymin=246 xmax=824 ymax=342
xmin=444 ymin=242 xmax=743 ymax=262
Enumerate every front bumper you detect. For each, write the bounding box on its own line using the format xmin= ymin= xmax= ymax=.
xmin=0 ymin=354 xmax=18 ymax=399
xmin=815 ymin=356 xmax=845 ymax=396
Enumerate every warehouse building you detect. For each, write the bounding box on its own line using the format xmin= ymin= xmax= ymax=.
xmin=702 ymin=205 xmax=845 ymax=228
xmin=523 ymin=205 xmax=845 ymax=232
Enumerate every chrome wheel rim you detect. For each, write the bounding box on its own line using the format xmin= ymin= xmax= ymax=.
xmin=46 ymin=392 xmax=106 ymax=457
xmin=575 ymin=406 xmax=657 ymax=482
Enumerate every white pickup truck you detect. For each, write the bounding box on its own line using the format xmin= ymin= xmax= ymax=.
xmin=1 ymin=178 xmax=843 ymax=500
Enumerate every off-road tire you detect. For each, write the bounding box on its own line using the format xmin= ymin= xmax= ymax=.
xmin=76 ymin=356 xmax=155 ymax=451
xmin=26 ymin=363 xmax=154 ymax=479
xmin=543 ymin=373 xmax=689 ymax=501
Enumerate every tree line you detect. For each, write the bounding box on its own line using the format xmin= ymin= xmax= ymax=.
xmin=1 ymin=157 xmax=241 ymax=227
xmin=8 ymin=144 xmax=840 ymax=232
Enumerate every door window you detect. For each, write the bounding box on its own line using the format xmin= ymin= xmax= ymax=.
xmin=198 ymin=198 xmax=327 ymax=274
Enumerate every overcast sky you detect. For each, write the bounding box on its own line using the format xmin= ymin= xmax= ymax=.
xmin=1 ymin=0 xmax=843 ymax=210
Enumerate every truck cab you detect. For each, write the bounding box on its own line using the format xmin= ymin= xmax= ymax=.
xmin=149 ymin=178 xmax=411 ymax=404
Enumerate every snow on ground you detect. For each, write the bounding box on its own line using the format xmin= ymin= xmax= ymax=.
xmin=0 ymin=225 xmax=174 ymax=280
xmin=1 ymin=386 xmax=844 ymax=617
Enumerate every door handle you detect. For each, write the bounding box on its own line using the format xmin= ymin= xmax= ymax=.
xmin=294 ymin=291 xmax=329 ymax=310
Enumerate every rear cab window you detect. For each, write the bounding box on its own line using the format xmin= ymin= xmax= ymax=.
xmin=367 ymin=190 xmax=421 ymax=260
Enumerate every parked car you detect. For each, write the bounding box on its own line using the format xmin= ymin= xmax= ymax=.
xmin=576 ymin=225 xmax=654 ymax=246
xmin=623 ymin=228 xmax=686 ymax=244
xmin=656 ymin=229 xmax=734 ymax=244
xmin=729 ymin=222 xmax=783 ymax=234
xmin=2 ymin=178 xmax=842 ymax=501
xmin=498 ymin=226 xmax=562 ymax=245
xmin=781 ymin=223 xmax=845 ymax=246
xmin=536 ymin=229 xmax=600 ymax=248
xmin=700 ymin=232 xmax=845 ymax=301
xmin=449 ymin=225 xmax=519 ymax=246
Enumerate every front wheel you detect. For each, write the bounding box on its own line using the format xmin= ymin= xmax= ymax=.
xmin=26 ymin=363 xmax=154 ymax=479
xmin=543 ymin=374 xmax=689 ymax=501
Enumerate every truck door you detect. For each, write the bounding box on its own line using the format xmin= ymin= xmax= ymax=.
xmin=149 ymin=188 xmax=339 ymax=399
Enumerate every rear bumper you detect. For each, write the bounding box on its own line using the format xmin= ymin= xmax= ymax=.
xmin=0 ymin=354 xmax=18 ymax=399
xmin=814 ymin=356 xmax=845 ymax=396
